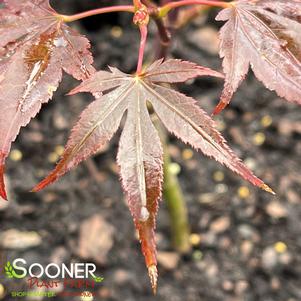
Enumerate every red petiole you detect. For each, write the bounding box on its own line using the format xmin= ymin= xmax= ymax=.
xmin=160 ymin=0 xmax=231 ymax=16
xmin=61 ymin=5 xmax=135 ymax=23
xmin=132 ymin=1 xmax=150 ymax=74
xmin=136 ymin=25 xmax=148 ymax=74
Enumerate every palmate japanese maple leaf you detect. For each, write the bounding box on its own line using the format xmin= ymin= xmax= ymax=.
xmin=32 ymin=59 xmax=274 ymax=292
xmin=214 ymin=0 xmax=301 ymax=114
xmin=0 ymin=0 xmax=95 ymax=199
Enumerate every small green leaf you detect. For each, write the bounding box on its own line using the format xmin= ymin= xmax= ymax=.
xmin=4 ymin=261 xmax=15 ymax=279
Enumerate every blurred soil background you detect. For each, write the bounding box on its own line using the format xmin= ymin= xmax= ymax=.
xmin=0 ymin=1 xmax=300 ymax=300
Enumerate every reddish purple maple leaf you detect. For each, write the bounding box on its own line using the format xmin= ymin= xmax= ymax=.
xmin=0 ymin=0 xmax=95 ymax=199
xmin=215 ymin=0 xmax=301 ymax=114
xmin=32 ymin=59 xmax=274 ymax=291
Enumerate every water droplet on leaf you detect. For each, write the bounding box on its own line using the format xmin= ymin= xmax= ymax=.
xmin=139 ymin=206 xmax=150 ymax=222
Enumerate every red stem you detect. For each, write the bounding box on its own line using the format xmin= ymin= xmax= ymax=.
xmin=136 ymin=25 xmax=148 ymax=74
xmin=61 ymin=5 xmax=135 ymax=22
xmin=161 ymin=0 xmax=231 ymax=12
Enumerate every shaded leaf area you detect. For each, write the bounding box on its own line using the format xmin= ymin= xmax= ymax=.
xmin=0 ymin=0 xmax=95 ymax=199
xmin=215 ymin=0 xmax=301 ymax=114
xmin=32 ymin=59 xmax=273 ymax=291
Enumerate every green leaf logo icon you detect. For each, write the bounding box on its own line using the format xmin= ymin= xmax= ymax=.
xmin=4 ymin=261 xmax=14 ymax=278
xmin=4 ymin=261 xmax=24 ymax=279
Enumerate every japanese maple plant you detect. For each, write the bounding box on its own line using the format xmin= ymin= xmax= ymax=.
xmin=0 ymin=0 xmax=300 ymax=293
